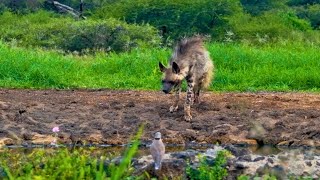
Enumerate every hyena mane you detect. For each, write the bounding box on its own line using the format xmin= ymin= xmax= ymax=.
xmin=171 ymin=36 xmax=214 ymax=89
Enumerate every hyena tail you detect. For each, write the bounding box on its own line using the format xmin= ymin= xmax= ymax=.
xmin=202 ymin=63 xmax=214 ymax=89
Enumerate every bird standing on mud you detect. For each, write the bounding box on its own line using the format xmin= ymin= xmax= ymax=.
xmin=150 ymin=132 xmax=165 ymax=170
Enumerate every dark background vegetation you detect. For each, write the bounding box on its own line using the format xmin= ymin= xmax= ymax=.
xmin=0 ymin=0 xmax=320 ymax=53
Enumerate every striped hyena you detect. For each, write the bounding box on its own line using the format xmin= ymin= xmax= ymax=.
xmin=159 ymin=36 xmax=214 ymax=121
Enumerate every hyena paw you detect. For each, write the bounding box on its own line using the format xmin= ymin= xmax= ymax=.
xmin=169 ymin=105 xmax=178 ymax=112
xmin=184 ymin=114 xmax=192 ymax=122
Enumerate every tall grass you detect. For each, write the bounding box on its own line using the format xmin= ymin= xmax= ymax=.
xmin=0 ymin=148 xmax=111 ymax=179
xmin=0 ymin=41 xmax=320 ymax=92
xmin=0 ymin=126 xmax=144 ymax=180
xmin=210 ymin=42 xmax=320 ymax=91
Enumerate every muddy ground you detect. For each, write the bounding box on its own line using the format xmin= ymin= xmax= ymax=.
xmin=0 ymin=89 xmax=319 ymax=147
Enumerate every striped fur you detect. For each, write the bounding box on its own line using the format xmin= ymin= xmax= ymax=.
xmin=159 ymin=36 xmax=214 ymax=121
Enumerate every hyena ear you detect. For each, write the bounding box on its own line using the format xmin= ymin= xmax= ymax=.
xmin=172 ymin=62 xmax=180 ymax=74
xmin=159 ymin=62 xmax=166 ymax=72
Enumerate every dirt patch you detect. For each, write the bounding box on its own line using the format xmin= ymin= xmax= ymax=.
xmin=0 ymin=89 xmax=319 ymax=147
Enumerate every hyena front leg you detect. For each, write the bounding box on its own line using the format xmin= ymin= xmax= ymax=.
xmin=184 ymin=78 xmax=195 ymax=121
xmin=170 ymin=85 xmax=181 ymax=112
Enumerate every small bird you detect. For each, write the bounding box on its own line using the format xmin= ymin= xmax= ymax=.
xmin=150 ymin=132 xmax=165 ymax=170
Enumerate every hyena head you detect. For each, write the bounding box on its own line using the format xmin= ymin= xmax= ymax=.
xmin=159 ymin=61 xmax=181 ymax=94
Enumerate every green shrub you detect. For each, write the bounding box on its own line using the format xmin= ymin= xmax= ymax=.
xmin=227 ymin=9 xmax=316 ymax=44
xmin=0 ymin=11 xmax=161 ymax=53
xmin=93 ymin=0 xmax=242 ymax=41
xmin=295 ymin=4 xmax=320 ymax=29
xmin=186 ymin=151 xmax=228 ymax=180
xmin=61 ymin=19 xmax=160 ymax=53
xmin=287 ymin=0 xmax=320 ymax=6
xmin=240 ymin=0 xmax=280 ymax=16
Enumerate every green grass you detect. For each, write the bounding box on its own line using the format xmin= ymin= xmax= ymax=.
xmin=0 ymin=127 xmax=144 ymax=180
xmin=1 ymin=41 xmax=320 ymax=92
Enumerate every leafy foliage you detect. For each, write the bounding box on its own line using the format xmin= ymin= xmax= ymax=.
xmin=240 ymin=0 xmax=282 ymax=16
xmin=1 ymin=0 xmax=320 ymax=47
xmin=186 ymin=151 xmax=228 ymax=180
xmin=294 ymin=4 xmax=320 ymax=29
xmin=0 ymin=126 xmax=144 ymax=180
xmin=0 ymin=11 xmax=161 ymax=53
xmin=287 ymin=0 xmax=320 ymax=6
xmin=93 ymin=0 xmax=242 ymax=41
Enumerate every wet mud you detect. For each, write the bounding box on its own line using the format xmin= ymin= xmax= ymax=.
xmin=0 ymin=89 xmax=319 ymax=147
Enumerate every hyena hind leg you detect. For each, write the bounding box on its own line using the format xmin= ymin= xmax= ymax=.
xmin=194 ymin=89 xmax=200 ymax=104
xmin=194 ymin=83 xmax=202 ymax=104
xmin=170 ymin=86 xmax=181 ymax=112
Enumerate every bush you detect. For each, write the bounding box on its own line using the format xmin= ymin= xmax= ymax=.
xmin=0 ymin=0 xmax=44 ymax=14
xmin=295 ymin=4 xmax=320 ymax=29
xmin=227 ymin=9 xmax=315 ymax=44
xmin=93 ymin=0 xmax=242 ymax=41
xmin=61 ymin=19 xmax=160 ymax=53
xmin=0 ymin=11 xmax=161 ymax=53
xmin=287 ymin=0 xmax=320 ymax=6
xmin=240 ymin=0 xmax=278 ymax=16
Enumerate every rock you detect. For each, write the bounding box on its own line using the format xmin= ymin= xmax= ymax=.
xmin=204 ymin=147 xmax=225 ymax=158
xmin=256 ymin=164 xmax=286 ymax=179
xmin=253 ymin=156 xmax=265 ymax=162
xmin=133 ymin=157 xmax=186 ymax=179
xmin=305 ymin=161 xmax=312 ymax=167
xmin=267 ymin=158 xmax=274 ymax=164
xmin=170 ymin=149 xmax=198 ymax=160
xmin=0 ymin=138 xmax=15 ymax=146
xmin=224 ymin=145 xmax=250 ymax=157
xmin=235 ymin=162 xmax=248 ymax=169
xmin=22 ymin=133 xmax=33 ymax=140
xmin=237 ymin=155 xmax=252 ymax=162
xmin=278 ymin=154 xmax=289 ymax=161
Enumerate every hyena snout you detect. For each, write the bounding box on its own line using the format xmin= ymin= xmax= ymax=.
xmin=162 ymin=89 xmax=169 ymax=94
xmin=162 ymin=82 xmax=174 ymax=94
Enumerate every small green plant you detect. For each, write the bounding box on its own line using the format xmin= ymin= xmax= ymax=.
xmin=0 ymin=126 xmax=144 ymax=180
xmin=0 ymin=148 xmax=107 ymax=179
xmin=186 ymin=150 xmax=228 ymax=180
